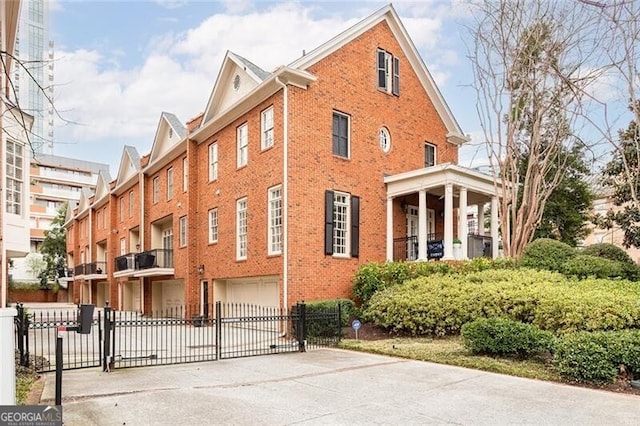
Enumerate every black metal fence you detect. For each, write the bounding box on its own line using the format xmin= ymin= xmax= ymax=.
xmin=14 ymin=303 xmax=102 ymax=373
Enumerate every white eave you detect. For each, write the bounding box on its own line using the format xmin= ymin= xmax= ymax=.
xmin=143 ymin=138 xmax=187 ymax=176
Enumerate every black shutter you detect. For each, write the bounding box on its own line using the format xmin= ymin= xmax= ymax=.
xmin=351 ymin=195 xmax=360 ymax=258
xmin=325 ymin=190 xmax=334 ymax=255
xmin=392 ymin=56 xmax=400 ymax=96
xmin=377 ymin=49 xmax=386 ymax=89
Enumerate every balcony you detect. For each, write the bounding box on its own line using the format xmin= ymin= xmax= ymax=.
xmin=73 ymin=261 xmax=107 ymax=280
xmin=113 ymin=253 xmax=137 ymax=278
xmin=57 ymin=267 xmax=74 ymax=282
xmin=133 ymin=249 xmax=174 ymax=277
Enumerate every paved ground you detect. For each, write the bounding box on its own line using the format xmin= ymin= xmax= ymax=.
xmin=38 ymin=348 xmax=640 ymax=426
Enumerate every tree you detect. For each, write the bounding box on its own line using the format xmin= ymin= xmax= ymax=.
xmin=39 ymin=203 xmax=68 ymax=284
xmin=600 ymin=111 xmax=640 ymax=247
xmin=467 ymin=0 xmax=604 ymax=258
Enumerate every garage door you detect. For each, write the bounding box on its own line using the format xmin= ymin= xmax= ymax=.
xmin=227 ymin=277 xmax=279 ymax=308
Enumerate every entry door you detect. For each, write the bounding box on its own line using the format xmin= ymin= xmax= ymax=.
xmin=406 ymin=206 xmax=419 ymax=260
xmin=162 ymin=228 xmax=173 ymax=267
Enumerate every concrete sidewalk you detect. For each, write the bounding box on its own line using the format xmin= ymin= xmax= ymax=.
xmin=40 ymin=348 xmax=639 ymax=425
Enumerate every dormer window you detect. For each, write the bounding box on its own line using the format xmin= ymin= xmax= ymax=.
xmin=377 ymin=48 xmax=399 ymax=96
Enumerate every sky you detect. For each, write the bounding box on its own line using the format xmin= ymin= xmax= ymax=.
xmin=47 ymin=0 xmax=488 ymax=174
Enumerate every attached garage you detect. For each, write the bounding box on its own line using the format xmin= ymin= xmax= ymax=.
xmin=95 ymin=281 xmax=109 ymax=308
xmin=151 ymin=279 xmax=185 ymax=315
xmin=215 ymin=276 xmax=279 ymax=308
xmin=120 ymin=280 xmax=142 ymax=312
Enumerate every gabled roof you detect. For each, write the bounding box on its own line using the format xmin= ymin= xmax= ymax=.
xmin=289 ymin=4 xmax=469 ymax=145
xmin=148 ymin=112 xmax=187 ymax=165
xmin=93 ymin=170 xmax=113 ymax=202
xmin=114 ymin=145 xmax=141 ymax=190
xmin=200 ymin=51 xmax=272 ymax=125
xmin=77 ymin=187 xmax=93 ymax=215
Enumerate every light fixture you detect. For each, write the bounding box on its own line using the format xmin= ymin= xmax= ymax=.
xmin=197 ymin=264 xmax=205 ymax=275
xmin=401 ymin=199 xmax=408 ymax=213
xmin=135 ymin=243 xmax=141 ymax=251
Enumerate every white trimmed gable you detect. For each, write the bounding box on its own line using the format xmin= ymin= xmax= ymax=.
xmin=201 ymin=51 xmax=271 ymax=124
xmin=77 ymin=188 xmax=92 ymax=214
xmin=93 ymin=171 xmax=111 ymax=202
xmin=148 ymin=112 xmax=187 ymax=165
xmin=115 ymin=146 xmax=140 ymax=189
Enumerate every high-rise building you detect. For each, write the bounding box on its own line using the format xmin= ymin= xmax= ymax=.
xmin=13 ymin=0 xmax=54 ymax=154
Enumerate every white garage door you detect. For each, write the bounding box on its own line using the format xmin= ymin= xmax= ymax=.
xmin=227 ymin=277 xmax=279 ymax=308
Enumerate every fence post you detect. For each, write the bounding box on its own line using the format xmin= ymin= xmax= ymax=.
xmin=15 ymin=303 xmax=25 ymax=366
xmin=215 ymin=301 xmax=221 ymax=360
xmin=102 ymin=301 xmax=111 ymax=372
xmin=297 ymin=302 xmax=306 ymax=352
xmin=337 ymin=302 xmax=342 ymax=342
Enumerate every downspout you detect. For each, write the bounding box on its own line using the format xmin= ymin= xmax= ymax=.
xmin=139 ymin=170 xmax=145 ymax=312
xmin=275 ymin=76 xmax=288 ymax=311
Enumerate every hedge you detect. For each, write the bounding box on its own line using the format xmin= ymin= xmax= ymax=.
xmin=299 ymin=299 xmax=356 ymax=339
xmin=363 ymin=269 xmax=640 ymax=336
xmin=561 ymin=255 xmax=626 ymax=280
xmin=520 ymin=238 xmax=576 ymax=272
xmin=553 ymin=330 xmax=640 ymax=383
xmin=461 ymin=317 xmax=554 ymax=357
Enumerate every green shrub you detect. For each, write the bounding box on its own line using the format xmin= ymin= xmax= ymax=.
xmin=461 ymin=317 xmax=554 ymax=357
xmin=362 ymin=269 xmax=640 ymax=335
xmin=553 ymin=330 xmax=640 ymax=383
xmin=520 ymin=238 xmax=576 ymax=272
xmin=562 ymin=255 xmax=626 ymax=279
xmin=302 ymin=299 xmax=355 ymax=339
xmin=581 ymin=243 xmax=634 ymax=264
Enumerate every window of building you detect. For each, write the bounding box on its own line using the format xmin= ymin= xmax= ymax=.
xmin=324 ymin=190 xmax=360 ymax=258
xmin=153 ymin=176 xmax=159 ymax=204
xmin=268 ymin=186 xmax=282 ymax=255
xmin=377 ymin=48 xmax=399 ymax=96
xmin=120 ymin=238 xmax=126 ymax=256
xmin=129 ymin=190 xmax=134 ymax=218
xmin=179 ymin=216 xmax=187 ymax=247
xmin=97 ymin=210 xmax=102 ymax=230
xmin=237 ymin=123 xmax=248 ymax=168
xmin=167 ymin=167 xmax=174 ymax=200
xmin=379 ymin=127 xmax=391 ymax=153
xmin=183 ymin=157 xmax=188 ymax=192
xmin=261 ymin=106 xmax=274 ymax=150
xmin=119 ymin=196 xmax=124 ymax=222
xmin=425 ymin=143 xmax=436 ymax=167
xmin=208 ymin=208 xmax=218 ymax=244
xmin=103 ymin=207 xmax=108 ymax=228
xmin=5 ymin=140 xmax=23 ymax=215
xmin=208 ymin=143 xmax=218 ymax=181
xmin=236 ymin=198 xmax=247 ymax=260
xmin=332 ymin=112 xmax=350 ymax=158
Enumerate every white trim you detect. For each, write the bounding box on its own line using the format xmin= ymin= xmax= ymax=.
xmin=208 ymin=142 xmax=218 ymax=182
xmin=208 ymin=208 xmax=218 ymax=244
xmin=236 ymin=198 xmax=248 ymax=260
xmin=236 ymin=123 xmax=248 ymax=168
xmin=179 ymin=216 xmax=187 ymax=248
xmin=267 ymin=185 xmax=282 ymax=255
xmin=261 ymin=105 xmax=274 ymax=150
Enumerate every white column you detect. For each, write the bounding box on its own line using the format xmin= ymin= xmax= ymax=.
xmin=0 ymin=307 xmax=17 ymax=404
xmin=459 ymin=187 xmax=468 ymax=259
xmin=418 ymin=190 xmax=427 ymax=260
xmin=477 ymin=203 xmax=485 ymax=236
xmin=491 ymin=196 xmax=499 ymax=258
xmin=443 ymin=183 xmax=454 ymax=259
xmin=386 ymin=197 xmax=394 ymax=261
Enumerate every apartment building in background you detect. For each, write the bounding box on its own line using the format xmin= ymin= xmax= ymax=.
xmin=64 ymin=5 xmax=504 ymax=315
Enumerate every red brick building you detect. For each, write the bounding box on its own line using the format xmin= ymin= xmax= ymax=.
xmin=64 ymin=5 xmax=503 ymax=314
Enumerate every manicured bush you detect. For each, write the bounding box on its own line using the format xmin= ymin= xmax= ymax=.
xmin=581 ymin=243 xmax=634 ymax=265
xmin=362 ymin=268 xmax=640 ymax=336
xmin=553 ymin=330 xmax=640 ymax=383
xmin=520 ymin=238 xmax=576 ymax=272
xmin=562 ymin=255 xmax=626 ymax=279
xmin=306 ymin=298 xmax=355 ymax=327
xmin=461 ymin=317 xmax=554 ymax=357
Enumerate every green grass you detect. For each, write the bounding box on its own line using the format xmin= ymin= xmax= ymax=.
xmin=338 ymin=336 xmax=562 ymax=382
xmin=16 ymin=375 xmax=37 ymax=404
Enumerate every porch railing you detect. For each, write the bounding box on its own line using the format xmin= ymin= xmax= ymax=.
xmin=468 ymin=234 xmax=493 ymax=259
xmin=135 ymin=248 xmax=173 ymax=270
xmin=393 ymin=234 xmax=444 ymax=261
xmin=115 ymin=253 xmax=137 ymax=272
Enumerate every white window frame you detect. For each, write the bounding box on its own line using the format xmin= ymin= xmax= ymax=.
xmin=425 ymin=143 xmax=437 ymax=167
xmin=120 ymin=238 xmax=126 ymax=256
xmin=208 ymin=143 xmax=218 ymax=182
xmin=236 ymin=198 xmax=248 ymax=260
xmin=152 ymin=176 xmax=159 ymax=204
xmin=332 ymin=111 xmax=350 ymax=159
xmin=119 ymin=196 xmax=124 ymax=222
xmin=268 ymin=185 xmax=282 ymax=255
xmin=377 ymin=48 xmax=399 ymax=96
xmin=237 ymin=123 xmax=248 ymax=168
xmin=5 ymin=140 xmax=23 ymax=215
xmin=129 ymin=190 xmax=134 ymax=218
xmin=261 ymin=106 xmax=274 ymax=150
xmin=179 ymin=216 xmax=187 ymax=247
xmin=333 ymin=191 xmax=350 ymax=257
xmin=183 ymin=157 xmax=188 ymax=192
xmin=208 ymin=208 xmax=218 ymax=244
xmin=167 ymin=167 xmax=174 ymax=200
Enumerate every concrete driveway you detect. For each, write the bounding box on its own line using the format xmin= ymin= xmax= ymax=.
xmin=39 ymin=348 xmax=639 ymax=425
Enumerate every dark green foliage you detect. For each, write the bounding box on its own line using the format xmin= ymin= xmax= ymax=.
xmin=303 ymin=299 xmax=355 ymax=339
xmin=562 ymin=255 xmax=626 ymax=279
xmin=582 ymin=243 xmax=634 ymax=264
xmin=461 ymin=318 xmax=554 ymax=357
xmin=520 ymin=238 xmax=576 ymax=272
xmin=553 ymin=330 xmax=640 ymax=383
xmin=306 ymin=299 xmax=355 ymax=327
xmin=40 ymin=204 xmax=68 ymax=284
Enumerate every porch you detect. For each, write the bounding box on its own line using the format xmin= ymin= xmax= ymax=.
xmin=384 ymin=163 xmax=503 ymax=261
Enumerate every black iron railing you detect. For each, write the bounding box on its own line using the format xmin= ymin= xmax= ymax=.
xmin=134 ymin=248 xmax=173 ymax=270
xmin=115 ymin=253 xmax=136 ymax=272
xmin=85 ymin=261 xmax=107 ymax=275
xmin=468 ymin=234 xmax=493 ymax=259
xmin=393 ymin=233 xmax=444 ymax=261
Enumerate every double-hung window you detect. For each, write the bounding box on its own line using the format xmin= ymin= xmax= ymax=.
xmin=208 ymin=208 xmax=218 ymax=244
xmin=237 ymin=123 xmax=248 ymax=168
xmin=268 ymin=186 xmax=282 ymax=255
xmin=167 ymin=167 xmax=174 ymax=200
xmin=179 ymin=216 xmax=187 ymax=247
xmin=261 ymin=106 xmax=274 ymax=150
xmin=183 ymin=157 xmax=188 ymax=192
xmin=425 ymin=143 xmax=436 ymax=167
xmin=129 ymin=190 xmax=134 ymax=218
xmin=324 ymin=190 xmax=360 ymax=258
xmin=5 ymin=140 xmax=23 ymax=215
xmin=119 ymin=196 xmax=124 ymax=222
xmin=152 ymin=176 xmax=159 ymax=204
xmin=236 ymin=198 xmax=248 ymax=260
xmin=208 ymin=143 xmax=218 ymax=181
xmin=332 ymin=112 xmax=350 ymax=158
xmin=377 ymin=48 xmax=400 ymax=96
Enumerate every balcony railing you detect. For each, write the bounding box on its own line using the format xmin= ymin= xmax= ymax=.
xmin=115 ymin=253 xmax=137 ymax=272
xmin=73 ymin=261 xmax=107 ymax=276
xmin=393 ymin=234 xmax=444 ymax=261
xmin=57 ymin=268 xmax=74 ymax=278
xmin=134 ymin=249 xmax=173 ymax=270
